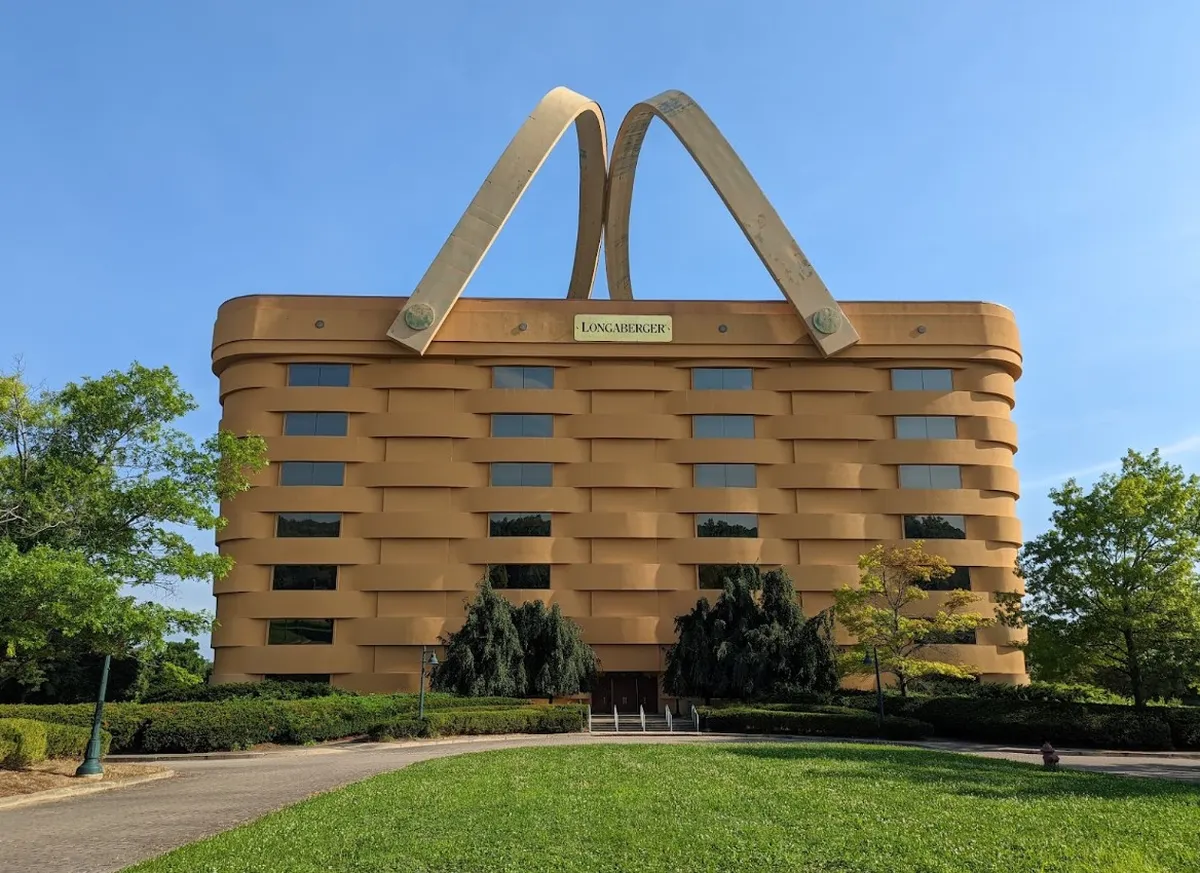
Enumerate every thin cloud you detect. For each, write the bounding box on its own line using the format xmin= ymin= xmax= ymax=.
xmin=1023 ymin=433 xmax=1200 ymax=490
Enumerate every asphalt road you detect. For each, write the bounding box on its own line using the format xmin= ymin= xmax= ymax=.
xmin=2 ymin=733 xmax=1197 ymax=873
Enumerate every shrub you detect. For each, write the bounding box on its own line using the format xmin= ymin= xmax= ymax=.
xmin=909 ymin=698 xmax=1176 ymax=751
xmin=1161 ymin=707 xmax=1200 ymax=750
xmin=144 ymin=680 xmax=360 ymax=703
xmin=0 ymin=718 xmax=48 ymax=769
xmin=44 ymin=721 xmax=111 ymax=759
xmin=367 ymin=705 xmax=587 ymax=742
xmin=699 ymin=706 xmax=932 ymax=740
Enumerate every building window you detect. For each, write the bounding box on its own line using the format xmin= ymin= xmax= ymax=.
xmin=692 ymin=368 xmax=752 ymax=390
xmin=903 ymin=514 xmax=967 ymax=540
xmin=491 ymin=414 xmax=553 ymax=438
xmin=488 ymin=564 xmax=550 ymax=589
xmin=272 ymin=565 xmax=338 ymax=591
xmin=694 ymin=464 xmax=757 ymax=487
xmin=279 ymin=461 xmax=345 ymax=486
xmin=697 ymin=564 xmax=742 ymax=589
xmin=898 ymin=464 xmax=962 ymax=489
xmin=696 ymin=514 xmax=759 ymax=538
xmin=692 ymin=415 xmax=755 ymax=439
xmin=925 ymin=628 xmax=978 ymax=645
xmin=490 ymin=462 xmax=553 ymax=487
xmin=267 ymin=619 xmax=334 ymax=645
xmin=920 ymin=567 xmax=971 ymax=591
xmin=276 ymin=513 xmax=342 ymax=538
xmin=488 ymin=512 xmax=551 ymax=537
xmin=284 ymin=412 xmax=349 ymax=437
xmin=891 ymin=369 xmax=953 ymax=391
xmin=493 ymin=366 xmax=554 ymax=389
xmin=288 ymin=364 xmax=351 ymax=387
xmin=895 ymin=416 xmax=957 ymax=440
xmin=264 ymin=674 xmax=331 ymax=684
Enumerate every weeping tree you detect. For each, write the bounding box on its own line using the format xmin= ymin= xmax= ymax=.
xmin=433 ymin=578 xmax=597 ymax=700
xmin=664 ymin=565 xmax=839 ymax=703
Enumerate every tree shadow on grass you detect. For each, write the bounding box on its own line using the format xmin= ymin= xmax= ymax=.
xmin=716 ymin=743 xmax=1200 ymax=803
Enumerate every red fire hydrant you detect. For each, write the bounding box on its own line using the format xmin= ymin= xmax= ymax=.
xmin=1041 ymin=742 xmax=1060 ymax=770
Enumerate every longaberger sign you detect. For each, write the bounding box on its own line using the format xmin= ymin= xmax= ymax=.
xmin=386 ymin=87 xmax=860 ymax=358
xmin=574 ymin=314 xmax=672 ymax=343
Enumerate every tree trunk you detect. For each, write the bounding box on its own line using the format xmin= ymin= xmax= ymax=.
xmin=898 ymin=672 xmax=908 ymax=698
xmin=1123 ymin=628 xmax=1146 ymax=708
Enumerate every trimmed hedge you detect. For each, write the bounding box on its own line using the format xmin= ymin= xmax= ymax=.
xmin=366 ymin=705 xmax=588 ymax=741
xmin=909 ymin=698 xmax=1180 ymax=751
xmin=0 ymin=694 xmax=535 ymax=754
xmin=142 ymin=680 xmax=360 ymax=703
xmin=45 ymin=720 xmax=111 ymax=760
xmin=0 ymin=717 xmax=113 ymax=768
xmin=699 ymin=705 xmax=933 ymax=741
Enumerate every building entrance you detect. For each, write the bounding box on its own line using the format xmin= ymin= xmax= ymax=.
xmin=591 ymin=672 xmax=658 ymax=714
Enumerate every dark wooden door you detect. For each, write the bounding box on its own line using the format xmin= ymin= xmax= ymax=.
xmin=591 ymin=674 xmax=659 ymax=714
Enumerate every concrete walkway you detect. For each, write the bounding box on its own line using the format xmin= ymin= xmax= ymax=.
xmin=2 ymin=733 xmax=1198 ymax=873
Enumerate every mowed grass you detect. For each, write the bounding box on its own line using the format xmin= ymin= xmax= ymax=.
xmin=126 ymin=743 xmax=1200 ymax=873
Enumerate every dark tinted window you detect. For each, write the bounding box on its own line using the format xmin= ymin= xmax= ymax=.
xmin=488 ymin=512 xmax=551 ymax=537
xmin=263 ymin=674 xmax=331 ymax=684
xmin=925 ymin=628 xmax=977 ymax=645
xmin=276 ymin=513 xmax=342 ymax=538
xmin=692 ymin=415 xmax=755 ymax=439
xmin=491 ymin=414 xmax=553 ymax=437
xmin=891 ymin=369 xmax=953 ymax=391
xmin=490 ymin=463 xmax=553 ymax=487
xmin=488 ymin=564 xmax=550 ymax=589
xmin=898 ymin=465 xmax=962 ymax=489
xmin=279 ymin=461 xmax=345 ymax=486
xmin=493 ymin=366 xmax=554 ymax=389
xmin=267 ymin=619 xmax=334 ymax=645
xmin=272 ymin=565 xmax=338 ymax=591
xmin=895 ymin=416 xmax=957 ymax=439
xmin=288 ymin=364 xmax=351 ymax=387
xmin=696 ymin=514 xmax=759 ymax=538
xmin=692 ymin=368 xmax=753 ymax=390
xmin=920 ymin=566 xmax=971 ymax=591
xmin=284 ymin=412 xmax=349 ymax=436
xmin=694 ymin=464 xmax=757 ymax=487
xmin=902 ymin=514 xmax=967 ymax=539
xmin=698 ymin=564 xmax=743 ymax=589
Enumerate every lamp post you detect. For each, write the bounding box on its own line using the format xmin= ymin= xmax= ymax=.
xmin=75 ymin=653 xmax=112 ymax=779
xmin=862 ymin=646 xmax=885 ymax=730
xmin=417 ymin=646 xmax=439 ymax=720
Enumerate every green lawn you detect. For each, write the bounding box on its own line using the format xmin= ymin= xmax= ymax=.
xmin=127 ymin=743 xmax=1200 ymax=873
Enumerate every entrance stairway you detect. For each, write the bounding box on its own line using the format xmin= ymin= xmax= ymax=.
xmin=588 ymin=707 xmax=699 ymax=734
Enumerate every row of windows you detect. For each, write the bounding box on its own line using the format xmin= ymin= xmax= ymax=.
xmin=272 ymin=512 xmax=969 ymax=540
xmin=266 ymin=561 xmax=976 ymax=595
xmin=279 ymin=412 xmax=960 ymax=441
xmin=273 ymin=461 xmax=966 ymax=489
xmin=285 ymin=364 xmax=958 ymax=393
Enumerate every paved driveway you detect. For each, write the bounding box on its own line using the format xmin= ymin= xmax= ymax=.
xmin=2 ymin=733 xmax=1198 ymax=873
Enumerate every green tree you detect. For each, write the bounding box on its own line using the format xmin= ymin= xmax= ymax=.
xmin=513 ymin=601 xmax=598 ymax=702
xmin=665 ymin=565 xmax=839 ymax=703
xmin=432 ymin=579 xmax=528 ymax=697
xmin=835 ymin=542 xmax=991 ymax=696
xmin=1014 ymin=449 xmax=1200 ymax=707
xmin=0 ymin=363 xmax=266 ymax=693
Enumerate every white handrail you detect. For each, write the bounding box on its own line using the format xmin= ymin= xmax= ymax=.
xmin=587 ymin=706 xmax=592 ymax=733
xmin=613 ymin=705 xmax=619 ymax=733
xmin=639 ymin=704 xmax=646 ymax=732
xmin=665 ymin=706 xmax=673 ymax=732
xmin=691 ymin=703 xmax=700 ymax=733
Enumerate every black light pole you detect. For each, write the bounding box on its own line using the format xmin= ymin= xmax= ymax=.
xmin=417 ymin=646 xmax=439 ymax=720
xmin=76 ymin=653 xmax=112 ymax=778
xmin=863 ymin=646 xmax=885 ymax=730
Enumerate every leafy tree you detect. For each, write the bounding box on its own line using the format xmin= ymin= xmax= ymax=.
xmin=665 ymin=565 xmax=839 ymax=703
xmin=835 ymin=542 xmax=991 ymax=696
xmin=432 ymin=579 xmax=528 ymax=697
xmin=513 ymin=601 xmax=598 ymax=702
xmin=0 ymin=363 xmax=267 ymax=693
xmin=1013 ymin=449 xmax=1200 ymax=707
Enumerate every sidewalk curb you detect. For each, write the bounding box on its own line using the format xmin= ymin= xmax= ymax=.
xmin=0 ymin=769 xmax=176 ymax=811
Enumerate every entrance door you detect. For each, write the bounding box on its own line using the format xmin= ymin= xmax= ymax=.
xmin=591 ymin=673 xmax=659 ymax=714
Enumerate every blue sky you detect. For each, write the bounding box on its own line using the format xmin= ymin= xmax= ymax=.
xmin=2 ymin=3 xmax=1198 ymax=652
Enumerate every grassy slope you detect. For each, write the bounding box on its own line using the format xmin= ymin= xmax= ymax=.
xmin=127 ymin=743 xmax=1200 ymax=873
